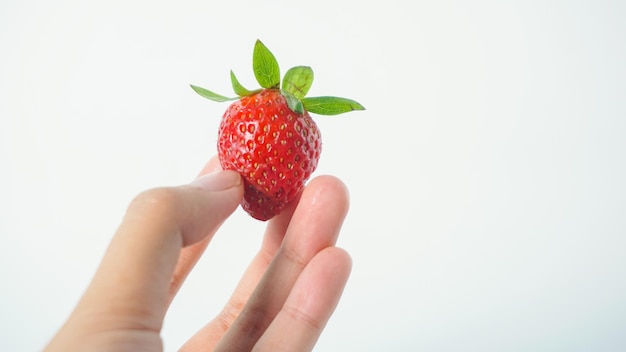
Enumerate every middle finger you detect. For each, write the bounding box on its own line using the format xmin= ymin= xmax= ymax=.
xmin=214 ymin=175 xmax=350 ymax=351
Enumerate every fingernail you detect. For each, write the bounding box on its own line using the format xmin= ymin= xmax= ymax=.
xmin=190 ymin=170 xmax=242 ymax=191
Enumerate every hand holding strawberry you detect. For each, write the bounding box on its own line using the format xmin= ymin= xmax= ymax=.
xmin=192 ymin=40 xmax=364 ymax=220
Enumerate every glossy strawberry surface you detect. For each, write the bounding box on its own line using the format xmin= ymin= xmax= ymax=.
xmin=218 ymin=89 xmax=321 ymax=220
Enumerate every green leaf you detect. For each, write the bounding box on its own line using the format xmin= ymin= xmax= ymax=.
xmin=230 ymin=70 xmax=259 ymax=97
xmin=302 ymin=96 xmax=365 ymax=115
xmin=190 ymin=84 xmax=236 ymax=102
xmin=282 ymin=66 xmax=314 ymax=99
xmin=253 ymin=40 xmax=280 ymax=89
xmin=281 ymin=90 xmax=304 ymax=114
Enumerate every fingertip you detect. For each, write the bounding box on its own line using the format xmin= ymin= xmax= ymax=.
xmin=316 ymin=246 xmax=353 ymax=285
xmin=330 ymin=246 xmax=353 ymax=276
xmin=291 ymin=246 xmax=353 ymax=324
xmin=308 ymin=174 xmax=349 ymax=195
xmin=190 ymin=170 xmax=242 ymax=192
xmin=262 ymin=175 xmax=350 ymax=252
xmin=305 ymin=175 xmax=350 ymax=218
xmin=196 ymin=155 xmax=223 ymax=178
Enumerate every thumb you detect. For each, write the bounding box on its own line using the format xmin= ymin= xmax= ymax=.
xmin=70 ymin=170 xmax=243 ymax=333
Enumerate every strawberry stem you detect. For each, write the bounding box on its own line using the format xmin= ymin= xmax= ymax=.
xmin=281 ymin=90 xmax=305 ymax=114
xmin=282 ymin=66 xmax=314 ymax=99
xmin=191 ymin=39 xmax=365 ymax=115
xmin=302 ymin=96 xmax=365 ymax=115
xmin=253 ymin=40 xmax=280 ymax=89
xmin=230 ymin=70 xmax=260 ymax=97
xmin=190 ymin=84 xmax=236 ymax=102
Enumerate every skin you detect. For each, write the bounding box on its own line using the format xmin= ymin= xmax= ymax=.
xmin=45 ymin=156 xmax=351 ymax=352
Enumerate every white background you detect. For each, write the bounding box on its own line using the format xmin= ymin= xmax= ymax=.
xmin=1 ymin=0 xmax=625 ymax=351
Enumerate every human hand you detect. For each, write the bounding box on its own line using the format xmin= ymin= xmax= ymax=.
xmin=45 ymin=157 xmax=351 ymax=351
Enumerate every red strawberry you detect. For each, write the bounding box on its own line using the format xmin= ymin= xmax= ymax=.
xmin=191 ymin=40 xmax=364 ymax=221
xmin=217 ymin=89 xmax=321 ymax=220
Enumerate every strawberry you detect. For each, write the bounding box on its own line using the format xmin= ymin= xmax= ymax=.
xmin=191 ymin=40 xmax=364 ymax=221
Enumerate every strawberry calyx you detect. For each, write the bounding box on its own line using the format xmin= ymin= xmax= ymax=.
xmin=191 ymin=39 xmax=365 ymax=116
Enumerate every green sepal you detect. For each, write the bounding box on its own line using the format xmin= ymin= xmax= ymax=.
xmin=230 ymin=70 xmax=260 ymax=97
xmin=253 ymin=40 xmax=280 ymax=89
xmin=302 ymin=96 xmax=365 ymax=115
xmin=281 ymin=90 xmax=304 ymax=114
xmin=282 ymin=66 xmax=314 ymax=99
xmin=190 ymin=84 xmax=236 ymax=102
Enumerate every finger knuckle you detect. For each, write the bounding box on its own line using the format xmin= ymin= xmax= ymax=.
xmin=283 ymin=305 xmax=323 ymax=331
